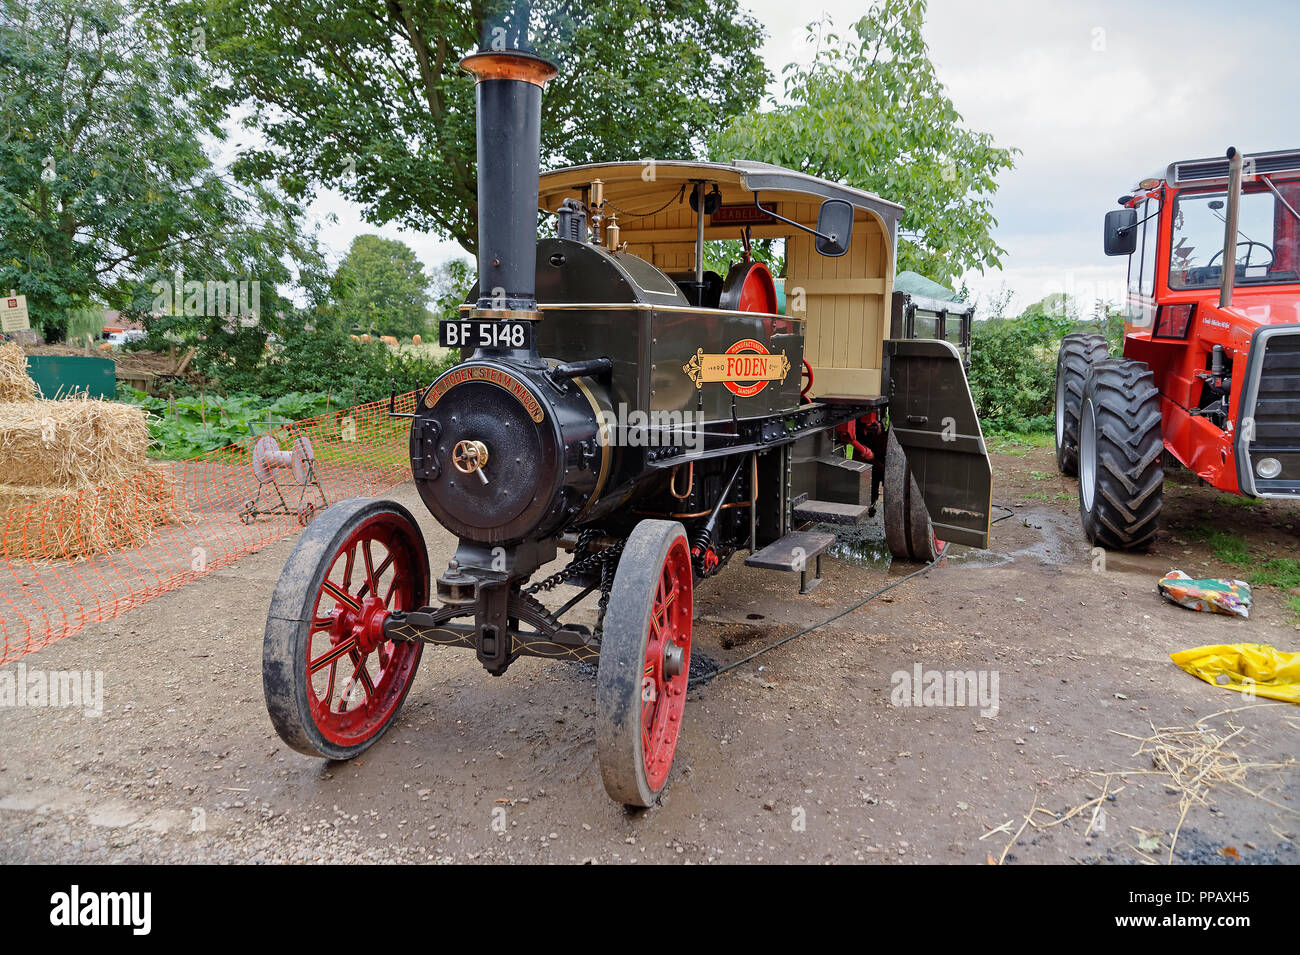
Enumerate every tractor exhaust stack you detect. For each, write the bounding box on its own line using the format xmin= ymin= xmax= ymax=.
xmin=1219 ymin=146 xmax=1243 ymax=309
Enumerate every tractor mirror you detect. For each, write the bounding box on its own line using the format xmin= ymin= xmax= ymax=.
xmin=815 ymin=199 xmax=854 ymax=257
xmin=1104 ymin=208 xmax=1138 ymax=256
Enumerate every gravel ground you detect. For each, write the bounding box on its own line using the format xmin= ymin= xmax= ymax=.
xmin=0 ymin=443 xmax=1296 ymax=864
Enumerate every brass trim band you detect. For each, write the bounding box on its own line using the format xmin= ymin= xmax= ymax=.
xmin=465 ymin=307 xmax=544 ymax=321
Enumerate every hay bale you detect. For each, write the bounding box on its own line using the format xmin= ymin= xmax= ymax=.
xmin=0 ymin=397 xmax=149 ymax=489
xmin=0 ymin=464 xmax=182 ymax=560
xmin=0 ymin=342 xmax=36 ymax=402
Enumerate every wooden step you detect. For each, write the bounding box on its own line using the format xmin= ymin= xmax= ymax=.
xmin=792 ymin=499 xmax=870 ymax=525
xmin=745 ymin=530 xmax=836 ymax=594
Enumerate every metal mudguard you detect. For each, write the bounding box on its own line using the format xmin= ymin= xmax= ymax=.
xmin=885 ymin=338 xmax=993 ymax=548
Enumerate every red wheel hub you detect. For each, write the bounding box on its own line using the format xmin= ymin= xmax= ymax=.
xmin=305 ymin=515 xmax=424 ymax=747
xmin=640 ymin=536 xmax=693 ymax=791
xmin=733 ymin=261 xmax=777 ymax=313
xmin=329 ymin=595 xmax=391 ymax=655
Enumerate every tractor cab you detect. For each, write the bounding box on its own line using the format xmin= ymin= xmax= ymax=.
xmin=1104 ymin=147 xmax=1300 ymax=501
xmin=1056 ymin=147 xmax=1300 ymax=552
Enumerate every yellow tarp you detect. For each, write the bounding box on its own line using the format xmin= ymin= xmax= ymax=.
xmin=1170 ymin=643 xmax=1300 ymax=705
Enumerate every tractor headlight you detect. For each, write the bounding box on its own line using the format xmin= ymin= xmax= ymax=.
xmin=1255 ymin=457 xmax=1283 ymax=480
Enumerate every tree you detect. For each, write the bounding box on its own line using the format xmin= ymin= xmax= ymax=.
xmin=153 ymin=0 xmax=770 ymax=255
xmin=430 ymin=257 xmax=474 ymax=322
xmin=0 ymin=0 xmax=323 ymax=340
xmin=333 ymin=235 xmax=433 ymax=338
xmin=710 ymin=1 xmax=1017 ymax=285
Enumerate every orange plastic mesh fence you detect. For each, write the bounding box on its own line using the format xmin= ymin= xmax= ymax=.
xmin=0 ymin=390 xmax=420 ymax=666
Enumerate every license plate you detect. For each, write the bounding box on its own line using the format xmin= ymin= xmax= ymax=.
xmin=439 ymin=320 xmax=532 ymax=349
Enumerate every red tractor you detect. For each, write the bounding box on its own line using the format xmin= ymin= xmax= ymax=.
xmin=1055 ymin=146 xmax=1300 ymax=548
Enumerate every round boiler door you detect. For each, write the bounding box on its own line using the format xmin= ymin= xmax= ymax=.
xmin=416 ymin=372 xmax=558 ymax=541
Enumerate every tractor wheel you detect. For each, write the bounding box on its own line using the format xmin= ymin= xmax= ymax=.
xmin=263 ymin=497 xmax=428 ymax=760
xmin=1077 ymin=360 xmax=1164 ymax=550
xmin=883 ymin=429 xmax=942 ymax=563
xmin=1054 ymin=333 xmax=1110 ymax=475
xmin=596 ymin=520 xmax=693 ymax=807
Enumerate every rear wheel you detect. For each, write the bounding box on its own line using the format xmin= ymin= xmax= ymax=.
xmin=1077 ymin=360 xmax=1164 ymax=550
xmin=1055 ymin=333 xmax=1110 ymax=475
xmin=263 ymin=497 xmax=428 ymax=760
xmin=884 ymin=429 xmax=942 ymax=562
xmin=596 ymin=520 xmax=693 ymax=807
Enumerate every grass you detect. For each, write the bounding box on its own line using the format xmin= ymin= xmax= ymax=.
xmin=1189 ymin=526 xmax=1300 ymax=624
xmin=988 ymin=430 xmax=1054 ymax=456
xmin=1215 ymin=493 xmax=1262 ymax=509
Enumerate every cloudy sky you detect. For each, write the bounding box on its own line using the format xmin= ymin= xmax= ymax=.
xmin=308 ymin=0 xmax=1300 ymax=316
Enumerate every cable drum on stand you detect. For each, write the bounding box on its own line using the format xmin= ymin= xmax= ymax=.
xmin=240 ymin=428 xmax=328 ymax=526
xmin=253 ymin=435 xmax=316 ymax=484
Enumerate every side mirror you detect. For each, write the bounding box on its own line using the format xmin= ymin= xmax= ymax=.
xmin=815 ymin=199 xmax=854 ymax=257
xmin=1104 ymin=208 xmax=1138 ymax=256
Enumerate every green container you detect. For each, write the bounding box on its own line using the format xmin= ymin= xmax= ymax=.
xmin=25 ymin=355 xmax=116 ymax=400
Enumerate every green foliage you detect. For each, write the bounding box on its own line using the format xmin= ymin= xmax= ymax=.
xmin=116 ymin=385 xmax=333 ymax=458
xmin=710 ymin=1 xmax=1017 ymax=285
xmin=0 ymin=0 xmax=324 ymax=340
xmin=154 ymin=0 xmax=770 ymax=255
xmin=204 ymin=322 xmax=457 ymax=408
xmin=703 ymin=239 xmax=785 ymax=277
xmin=969 ymin=296 xmax=1125 ymax=434
xmin=334 ymin=235 xmax=433 ymax=338
xmin=969 ymin=309 xmax=1081 ymax=434
xmin=986 ymin=432 xmax=1054 ymax=455
xmin=430 ymin=258 xmax=474 ymax=322
xmin=64 ymin=306 xmax=104 ymax=342
xmin=1189 ymin=526 xmax=1300 ymax=622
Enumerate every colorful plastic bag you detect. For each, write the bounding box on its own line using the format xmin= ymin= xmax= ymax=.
xmin=1170 ymin=643 xmax=1300 ymax=704
xmin=1158 ymin=570 xmax=1252 ymax=618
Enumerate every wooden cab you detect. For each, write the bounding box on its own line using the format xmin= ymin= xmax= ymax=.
xmin=537 ymin=160 xmax=902 ymax=401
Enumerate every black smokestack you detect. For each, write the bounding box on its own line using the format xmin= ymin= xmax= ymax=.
xmin=461 ymin=12 xmax=557 ymax=319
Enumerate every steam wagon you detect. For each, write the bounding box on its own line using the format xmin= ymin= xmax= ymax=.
xmin=262 ymin=39 xmax=992 ymax=806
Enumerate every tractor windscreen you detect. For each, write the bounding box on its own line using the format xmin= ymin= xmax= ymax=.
xmin=1170 ymin=181 xmax=1300 ymax=289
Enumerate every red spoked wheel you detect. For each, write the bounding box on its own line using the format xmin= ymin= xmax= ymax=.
xmin=597 ymin=520 xmax=693 ymax=807
xmin=800 ymin=358 xmax=814 ymax=403
xmin=263 ymin=497 xmax=428 ymax=760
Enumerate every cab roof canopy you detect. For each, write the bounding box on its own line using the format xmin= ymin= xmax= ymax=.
xmin=537 ymin=160 xmax=905 ymax=400
xmin=537 ymin=159 xmax=902 ymax=246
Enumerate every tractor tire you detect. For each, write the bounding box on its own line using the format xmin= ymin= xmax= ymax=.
xmin=1077 ymin=359 xmax=1164 ymax=551
xmin=1054 ymin=333 xmax=1110 ymax=476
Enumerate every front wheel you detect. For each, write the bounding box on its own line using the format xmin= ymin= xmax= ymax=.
xmin=263 ymin=497 xmax=429 ymax=760
xmin=1077 ymin=360 xmax=1164 ymax=550
xmin=596 ymin=520 xmax=693 ymax=807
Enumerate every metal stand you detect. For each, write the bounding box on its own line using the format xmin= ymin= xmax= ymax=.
xmin=238 ymin=422 xmax=328 ymax=526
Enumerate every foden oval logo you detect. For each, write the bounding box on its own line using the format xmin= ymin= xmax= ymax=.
xmin=682 ymin=339 xmax=791 ymax=397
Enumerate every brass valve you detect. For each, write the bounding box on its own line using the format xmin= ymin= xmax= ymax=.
xmin=452 ymin=439 xmax=490 ymax=484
